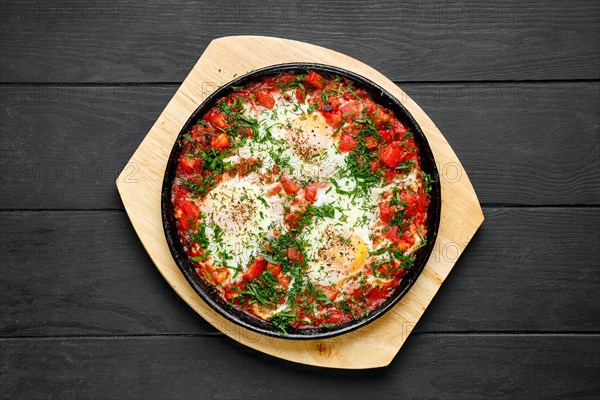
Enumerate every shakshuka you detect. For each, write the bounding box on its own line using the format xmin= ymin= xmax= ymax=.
xmin=170 ymin=70 xmax=432 ymax=333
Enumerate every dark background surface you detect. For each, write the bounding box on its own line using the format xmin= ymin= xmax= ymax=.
xmin=1 ymin=1 xmax=599 ymax=399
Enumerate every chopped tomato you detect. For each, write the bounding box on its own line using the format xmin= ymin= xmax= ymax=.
xmin=362 ymin=100 xmax=376 ymax=114
xmin=188 ymin=126 xmax=201 ymax=141
xmin=378 ymin=203 xmax=395 ymax=223
xmin=205 ymin=110 xmax=227 ymax=129
xmin=254 ymin=91 xmax=275 ymax=109
xmin=281 ymin=175 xmax=300 ymax=195
xmin=263 ymin=76 xmax=278 ymax=87
xmin=178 ymin=216 xmax=192 ymax=231
xmin=266 ymin=184 xmax=282 ymax=197
xmin=177 ymin=200 xmax=199 ymax=230
xmin=379 ymin=129 xmax=393 ymax=142
xmin=267 ymin=263 xmax=281 ymax=276
xmin=189 ymin=242 xmax=202 ymax=257
xmin=339 ymin=101 xmax=363 ymax=115
xmin=172 ymin=184 xmax=188 ymax=204
xmin=321 ymin=286 xmax=340 ymax=302
xmin=402 ymin=227 xmax=415 ymax=246
xmin=372 ymin=107 xmax=392 ymax=128
xmin=304 ymin=71 xmax=325 ymax=89
xmin=191 ymin=125 xmax=212 ymax=142
xmin=344 ymin=86 xmax=368 ymax=102
xmin=385 ymin=225 xmax=400 ymax=242
xmin=189 ymin=125 xmax=200 ymax=137
xmin=383 ymin=167 xmax=397 ymax=183
xmin=364 ymin=136 xmax=378 ymax=149
xmin=291 ymin=317 xmax=309 ymax=329
xmin=285 ymin=211 xmax=300 ymax=229
xmin=322 ymin=110 xmax=342 ymax=127
xmin=210 ymin=133 xmax=230 ymax=149
xmin=295 ymin=87 xmax=305 ymax=103
xmin=365 ymin=282 xmax=395 ymax=302
xmin=322 ymin=310 xmax=346 ymax=324
xmin=374 ymin=262 xmax=395 ymax=277
xmin=212 ymin=267 xmax=230 ymax=284
xmin=393 ymin=122 xmax=409 ymax=138
xmin=223 ymin=288 xmax=239 ymax=302
xmin=400 ymin=229 xmax=416 ymax=248
xmin=179 ymin=200 xmax=198 ymax=218
xmin=404 ymin=135 xmax=417 ymax=151
xmin=338 ymin=133 xmax=358 ymax=153
xmin=370 ymin=160 xmax=382 ymax=174
xmin=236 ymin=157 xmax=260 ymax=176
xmin=304 ymin=182 xmax=319 ymax=203
xmin=402 ymin=192 xmax=417 ymax=210
xmin=277 ymin=274 xmax=291 ymax=288
xmin=277 ymin=75 xmax=294 ymax=86
xmin=178 ymin=155 xmax=202 ymax=174
xmin=402 ymin=192 xmax=427 ymax=221
xmin=330 ymin=95 xmax=342 ymax=108
xmin=246 ymin=257 xmax=267 ymax=280
xmin=379 ymin=141 xmax=403 ymax=168
xmin=239 ymin=126 xmax=253 ymax=137
xmin=287 ymin=247 xmax=303 ymax=262
xmin=342 ymin=123 xmax=360 ymax=137
xmin=394 ymin=267 xmax=408 ymax=279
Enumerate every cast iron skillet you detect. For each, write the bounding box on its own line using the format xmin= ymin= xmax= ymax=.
xmin=161 ymin=63 xmax=441 ymax=339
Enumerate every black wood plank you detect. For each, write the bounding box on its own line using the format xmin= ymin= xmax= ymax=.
xmin=1 ymin=208 xmax=598 ymax=337
xmin=1 ymin=0 xmax=598 ymax=82
xmin=0 ymin=210 xmax=208 ymax=337
xmin=1 ymin=335 xmax=598 ymax=399
xmin=1 ymin=82 xmax=598 ymax=208
xmin=0 ymin=85 xmax=175 ymax=210
xmin=403 ymin=82 xmax=600 ymax=206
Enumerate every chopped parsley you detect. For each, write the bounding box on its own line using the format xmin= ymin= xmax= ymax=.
xmin=422 ymin=171 xmax=436 ymax=193
xmin=346 ymin=85 xmax=364 ymax=102
xmin=187 ymin=215 xmax=209 ymax=248
xmin=239 ymin=271 xmax=286 ymax=308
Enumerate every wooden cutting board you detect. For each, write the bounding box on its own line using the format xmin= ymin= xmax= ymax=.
xmin=116 ymin=36 xmax=484 ymax=369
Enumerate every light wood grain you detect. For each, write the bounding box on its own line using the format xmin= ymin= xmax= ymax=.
xmin=116 ymin=36 xmax=484 ymax=368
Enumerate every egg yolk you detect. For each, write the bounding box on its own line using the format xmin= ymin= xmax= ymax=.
xmin=286 ymin=114 xmax=332 ymax=163
xmin=311 ymin=225 xmax=368 ymax=285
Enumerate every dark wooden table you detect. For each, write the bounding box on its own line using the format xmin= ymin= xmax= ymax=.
xmin=1 ymin=1 xmax=599 ymax=398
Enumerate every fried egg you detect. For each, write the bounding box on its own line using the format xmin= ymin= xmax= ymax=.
xmin=200 ymin=173 xmax=283 ymax=273
xmin=233 ymin=98 xmax=346 ymax=181
xmin=300 ymin=178 xmax=377 ymax=289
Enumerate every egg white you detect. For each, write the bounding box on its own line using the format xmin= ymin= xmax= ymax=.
xmin=200 ymin=173 xmax=283 ymax=275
